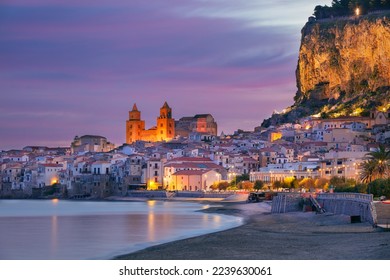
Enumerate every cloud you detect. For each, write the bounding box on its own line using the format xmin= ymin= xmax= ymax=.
xmin=0 ymin=0 xmax=330 ymax=149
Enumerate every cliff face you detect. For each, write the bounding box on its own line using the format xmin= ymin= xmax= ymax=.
xmin=262 ymin=14 xmax=390 ymax=127
xmin=296 ymin=16 xmax=390 ymax=103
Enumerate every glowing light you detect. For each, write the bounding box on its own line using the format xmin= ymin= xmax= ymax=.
xmin=312 ymin=113 xmax=321 ymax=118
xmin=148 ymin=180 xmax=157 ymax=190
xmin=351 ymin=107 xmax=363 ymax=116
xmin=50 ymin=178 xmax=58 ymax=185
xmin=51 ymin=198 xmax=59 ymax=204
xmin=147 ymin=200 xmax=156 ymax=207
xmin=355 ymin=7 xmax=360 ymax=16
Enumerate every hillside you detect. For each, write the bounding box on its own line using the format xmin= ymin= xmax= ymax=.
xmin=262 ymin=12 xmax=390 ymax=127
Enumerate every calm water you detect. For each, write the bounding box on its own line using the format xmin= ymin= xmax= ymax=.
xmin=0 ymin=199 xmax=242 ymax=260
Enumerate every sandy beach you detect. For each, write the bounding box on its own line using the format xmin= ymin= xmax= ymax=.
xmin=115 ymin=201 xmax=390 ymax=260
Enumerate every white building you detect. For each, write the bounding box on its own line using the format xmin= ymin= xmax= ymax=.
xmin=168 ymin=169 xmax=221 ymax=191
xmin=37 ymin=163 xmax=65 ymax=187
xmin=91 ymin=161 xmax=111 ymax=175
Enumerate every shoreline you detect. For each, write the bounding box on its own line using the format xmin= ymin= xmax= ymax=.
xmin=114 ymin=202 xmax=390 ymax=260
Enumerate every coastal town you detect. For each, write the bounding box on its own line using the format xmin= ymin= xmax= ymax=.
xmin=1 ymin=101 xmax=389 ymax=199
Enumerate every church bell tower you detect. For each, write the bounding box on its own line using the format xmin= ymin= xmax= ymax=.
xmin=126 ymin=103 xmax=145 ymax=144
xmin=156 ymin=102 xmax=175 ymax=141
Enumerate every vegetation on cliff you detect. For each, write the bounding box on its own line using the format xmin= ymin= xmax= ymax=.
xmin=314 ymin=0 xmax=390 ymax=19
xmin=261 ymin=9 xmax=390 ymax=127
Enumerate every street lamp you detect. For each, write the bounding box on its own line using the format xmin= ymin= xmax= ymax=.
xmin=355 ymin=7 xmax=360 ymax=16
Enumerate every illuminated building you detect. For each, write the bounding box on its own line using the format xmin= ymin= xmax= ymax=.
xmin=269 ymin=131 xmax=282 ymax=142
xmin=126 ymin=102 xmax=175 ymax=144
xmin=175 ymin=114 xmax=218 ymax=137
xmin=37 ymin=163 xmax=64 ymax=187
xmin=71 ymin=135 xmax=115 ymax=154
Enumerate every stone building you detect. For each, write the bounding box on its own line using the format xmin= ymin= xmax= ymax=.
xmin=125 ymin=102 xmax=175 ymax=144
xmin=175 ymin=114 xmax=217 ymax=138
xmin=71 ymin=135 xmax=115 ymax=154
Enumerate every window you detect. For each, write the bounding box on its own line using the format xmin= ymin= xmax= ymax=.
xmin=155 ymin=177 xmax=158 ymax=183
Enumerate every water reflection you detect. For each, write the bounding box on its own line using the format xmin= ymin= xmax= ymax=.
xmin=0 ymin=200 xmax=242 ymax=259
xmin=51 ymin=216 xmax=58 ymax=256
xmin=147 ymin=200 xmax=156 ymax=207
xmin=148 ymin=212 xmax=155 ymax=241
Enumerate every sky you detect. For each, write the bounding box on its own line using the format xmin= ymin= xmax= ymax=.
xmin=0 ymin=0 xmax=331 ymax=150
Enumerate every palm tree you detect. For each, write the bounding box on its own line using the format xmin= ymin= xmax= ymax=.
xmin=360 ymin=160 xmax=376 ymax=183
xmin=364 ymin=144 xmax=390 ymax=179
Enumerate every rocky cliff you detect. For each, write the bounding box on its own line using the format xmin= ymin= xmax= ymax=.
xmin=262 ymin=12 xmax=390 ymax=127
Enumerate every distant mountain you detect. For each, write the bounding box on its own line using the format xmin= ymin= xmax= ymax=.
xmin=262 ymin=11 xmax=390 ymax=127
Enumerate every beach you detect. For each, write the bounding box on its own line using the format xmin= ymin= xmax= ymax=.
xmin=115 ymin=201 xmax=390 ymax=260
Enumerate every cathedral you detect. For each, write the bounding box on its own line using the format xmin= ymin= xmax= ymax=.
xmin=125 ymin=102 xmax=175 ymax=144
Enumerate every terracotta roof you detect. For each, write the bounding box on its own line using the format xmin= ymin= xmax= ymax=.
xmin=165 ymin=162 xmax=222 ymax=169
xmin=302 ymin=142 xmax=327 ymax=147
xmin=243 ymin=157 xmax=258 ymax=163
xmin=40 ymin=163 xmax=63 ymax=167
xmin=173 ymin=169 xmax=210 ymax=176
xmin=91 ymin=161 xmax=111 ymax=165
xmin=167 ymin=157 xmax=212 ymax=163
xmin=260 ymin=148 xmax=277 ymax=152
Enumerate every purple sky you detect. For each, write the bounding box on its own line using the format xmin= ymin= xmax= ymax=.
xmin=0 ymin=0 xmax=330 ymax=150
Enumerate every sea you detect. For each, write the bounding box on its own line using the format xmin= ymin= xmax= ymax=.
xmin=0 ymin=199 xmax=242 ymax=260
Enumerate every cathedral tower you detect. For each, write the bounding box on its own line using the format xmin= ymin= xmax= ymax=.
xmin=126 ymin=103 xmax=145 ymax=144
xmin=157 ymin=102 xmax=175 ymax=141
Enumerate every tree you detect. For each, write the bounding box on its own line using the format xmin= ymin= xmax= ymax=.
xmin=355 ymin=183 xmax=368 ymax=193
xmin=364 ymin=144 xmax=390 ymax=180
xmin=330 ymin=176 xmax=356 ymax=191
xmin=360 ymin=160 xmax=376 ymax=183
xmin=253 ymin=180 xmax=264 ymax=191
xmin=313 ymin=0 xmax=390 ymax=19
xmin=235 ymin=174 xmax=250 ymax=184
xmin=283 ymin=177 xmax=299 ymax=190
xmin=272 ymin=180 xmax=283 ymax=190
xmin=299 ymin=178 xmax=315 ymax=190
xmin=314 ymin=178 xmax=330 ymax=190
xmin=368 ymin=178 xmax=390 ymax=197
xmin=238 ymin=181 xmax=254 ymax=191
xmin=215 ymin=181 xmax=229 ymax=191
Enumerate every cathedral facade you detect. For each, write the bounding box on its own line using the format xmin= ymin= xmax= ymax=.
xmin=125 ymin=102 xmax=175 ymax=144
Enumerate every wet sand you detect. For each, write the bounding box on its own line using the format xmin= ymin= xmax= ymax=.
xmin=115 ymin=202 xmax=390 ymax=260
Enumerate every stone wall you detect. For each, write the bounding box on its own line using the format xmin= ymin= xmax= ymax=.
xmin=271 ymin=193 xmax=302 ymax=213
xmin=317 ymin=193 xmax=376 ymax=225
